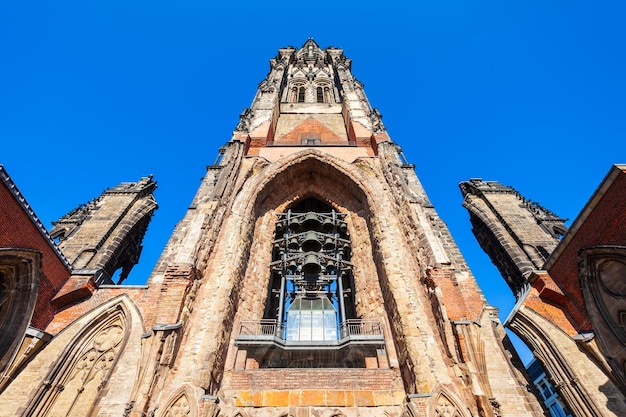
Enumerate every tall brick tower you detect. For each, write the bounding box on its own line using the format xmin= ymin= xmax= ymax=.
xmin=136 ymin=39 xmax=544 ymax=417
xmin=0 ymin=40 xmax=546 ymax=417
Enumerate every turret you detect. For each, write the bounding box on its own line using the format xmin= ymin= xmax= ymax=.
xmin=460 ymin=178 xmax=567 ymax=297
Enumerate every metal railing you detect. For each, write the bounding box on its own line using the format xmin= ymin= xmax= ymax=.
xmin=238 ymin=319 xmax=280 ymax=337
xmin=237 ymin=319 xmax=383 ymax=340
xmin=339 ymin=319 xmax=383 ymax=338
xmin=265 ymin=141 xmax=356 ymax=147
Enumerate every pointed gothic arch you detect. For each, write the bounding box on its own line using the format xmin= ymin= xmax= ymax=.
xmin=460 ymin=196 xmax=535 ymax=296
xmin=579 ymin=246 xmax=626 ymax=391
xmin=507 ymin=307 xmax=606 ymax=417
xmin=94 ymin=196 xmax=157 ymax=285
xmin=247 ymin=150 xmax=377 ymax=217
xmin=232 ymin=410 xmax=251 ymax=417
xmin=0 ymin=249 xmax=40 ymax=374
xmin=21 ymin=296 xmax=140 ymax=417
xmin=428 ymin=387 xmax=472 ymax=417
xmin=224 ymin=150 xmax=425 ymax=386
xmin=157 ymin=385 xmax=198 ymax=417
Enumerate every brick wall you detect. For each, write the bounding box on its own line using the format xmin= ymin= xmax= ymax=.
xmin=548 ymin=170 xmax=626 ymax=326
xmin=0 ymin=178 xmax=71 ymax=329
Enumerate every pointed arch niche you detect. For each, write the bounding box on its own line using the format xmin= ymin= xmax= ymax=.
xmin=428 ymin=387 xmax=472 ymax=417
xmin=232 ymin=154 xmax=401 ymax=370
xmin=0 ymin=249 xmax=40 ymax=374
xmin=157 ymin=385 xmax=198 ymax=417
xmin=18 ymin=296 xmax=144 ymax=417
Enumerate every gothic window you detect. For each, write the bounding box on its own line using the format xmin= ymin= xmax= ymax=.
xmin=538 ymin=379 xmax=555 ymax=400
xmin=290 ymin=87 xmax=298 ymax=103
xmin=316 ymin=87 xmax=324 ymax=103
xmin=579 ymin=247 xmax=626 ymax=389
xmin=537 ymin=246 xmax=550 ymax=260
xmin=0 ymin=250 xmax=39 ymax=372
xmin=159 ymin=389 xmax=194 ymax=417
xmin=433 ymin=393 xmax=465 ymax=417
xmin=25 ymin=308 xmax=127 ymax=417
xmin=235 ymin=198 xmax=386 ymax=368
xmin=266 ymin=198 xmax=355 ymax=340
xmin=297 ymin=86 xmax=305 ymax=103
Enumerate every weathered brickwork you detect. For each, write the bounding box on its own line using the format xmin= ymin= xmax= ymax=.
xmin=0 ymin=167 xmax=72 ymax=330
xmin=274 ymin=113 xmax=348 ymax=143
xmin=0 ymin=41 xmax=548 ymax=417
xmin=547 ymin=169 xmax=626 ymax=312
xmin=461 ymin=167 xmax=626 ymax=415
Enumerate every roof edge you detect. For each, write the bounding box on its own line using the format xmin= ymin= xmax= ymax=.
xmin=544 ymin=164 xmax=626 ymax=270
xmin=0 ymin=165 xmax=71 ymax=270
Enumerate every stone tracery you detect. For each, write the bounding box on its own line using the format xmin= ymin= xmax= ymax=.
xmin=24 ymin=308 xmax=127 ymax=417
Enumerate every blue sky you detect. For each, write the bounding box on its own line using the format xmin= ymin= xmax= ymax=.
xmin=2 ymin=1 xmax=625 ymax=364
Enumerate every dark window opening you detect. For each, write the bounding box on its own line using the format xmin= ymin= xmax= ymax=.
xmin=316 ymin=87 xmax=324 ymax=103
xmin=235 ymin=197 xmax=387 ymax=368
xmin=297 ymin=87 xmax=305 ymax=103
xmin=537 ymin=246 xmax=551 ymax=260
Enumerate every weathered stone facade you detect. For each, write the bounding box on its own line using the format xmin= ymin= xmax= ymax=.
xmin=0 ymin=40 xmax=546 ymax=417
xmin=460 ymin=167 xmax=626 ymax=416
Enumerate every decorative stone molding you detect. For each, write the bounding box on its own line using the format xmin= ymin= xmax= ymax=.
xmin=157 ymin=385 xmax=198 ymax=417
xmin=23 ymin=304 xmax=129 ymax=416
xmin=0 ymin=249 xmax=40 ymax=375
xmin=579 ymin=245 xmax=626 ymax=393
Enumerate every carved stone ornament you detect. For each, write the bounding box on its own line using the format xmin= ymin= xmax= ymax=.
xmin=158 ymin=387 xmax=198 ymax=417
xmin=25 ymin=311 xmax=126 ymax=417
xmin=369 ymin=108 xmax=385 ymax=132
xmin=235 ymin=108 xmax=253 ymax=132
xmin=434 ymin=394 xmax=463 ymax=417
xmin=0 ymin=250 xmax=40 ymax=379
xmin=164 ymin=393 xmax=191 ymax=417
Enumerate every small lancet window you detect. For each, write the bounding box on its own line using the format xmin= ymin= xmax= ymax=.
xmin=316 ymin=87 xmax=324 ymax=103
xmin=297 ymin=87 xmax=305 ymax=103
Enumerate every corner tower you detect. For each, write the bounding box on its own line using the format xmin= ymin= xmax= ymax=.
xmin=142 ymin=40 xmax=544 ymax=417
xmin=50 ymin=176 xmax=157 ymax=285
xmin=459 ymin=179 xmax=567 ymax=298
xmin=460 ymin=176 xmax=626 ymax=416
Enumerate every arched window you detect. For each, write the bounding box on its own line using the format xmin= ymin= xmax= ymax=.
xmin=297 ymin=86 xmax=305 ymax=103
xmin=324 ymin=87 xmax=332 ymax=103
xmin=234 ymin=198 xmax=387 ymax=368
xmin=24 ymin=305 xmax=128 ymax=417
xmin=0 ymin=250 xmax=40 ymax=372
xmin=316 ymin=87 xmax=324 ymax=103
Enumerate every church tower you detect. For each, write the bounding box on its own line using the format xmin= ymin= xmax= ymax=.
xmin=0 ymin=40 xmax=546 ymax=417
xmin=137 ymin=39 xmax=543 ymax=417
